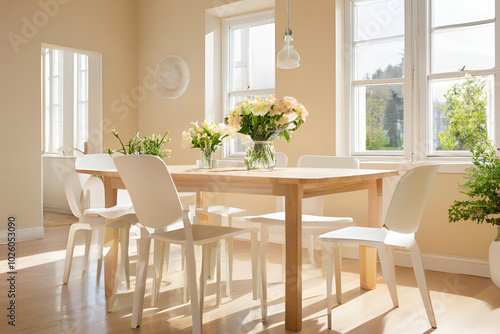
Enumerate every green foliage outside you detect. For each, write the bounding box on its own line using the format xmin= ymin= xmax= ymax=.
xmin=448 ymin=139 xmax=500 ymax=226
xmin=107 ymin=129 xmax=171 ymax=158
xmin=438 ymin=77 xmax=489 ymax=151
xmin=364 ymin=63 xmax=404 ymax=151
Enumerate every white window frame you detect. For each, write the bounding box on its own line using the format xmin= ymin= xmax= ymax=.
xmin=42 ymin=44 xmax=102 ymax=156
xmin=342 ymin=0 xmax=500 ymax=162
xmin=222 ymin=10 xmax=275 ymax=158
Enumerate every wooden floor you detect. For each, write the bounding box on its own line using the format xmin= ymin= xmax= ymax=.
xmin=1 ymin=224 xmax=500 ymax=334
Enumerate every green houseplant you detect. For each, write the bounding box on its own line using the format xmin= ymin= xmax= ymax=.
xmin=447 ymin=139 xmax=500 ymax=287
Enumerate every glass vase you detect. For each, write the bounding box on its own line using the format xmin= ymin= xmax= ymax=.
xmin=244 ymin=140 xmax=276 ymax=170
xmin=200 ymin=150 xmax=212 ymax=169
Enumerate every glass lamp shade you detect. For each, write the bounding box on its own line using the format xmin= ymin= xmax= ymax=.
xmin=277 ymin=35 xmax=300 ymax=69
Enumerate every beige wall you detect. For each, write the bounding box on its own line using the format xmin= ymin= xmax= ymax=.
xmin=1 ymin=0 xmax=139 ymax=230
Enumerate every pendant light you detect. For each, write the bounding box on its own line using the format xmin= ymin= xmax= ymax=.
xmin=277 ymin=0 xmax=300 ymax=69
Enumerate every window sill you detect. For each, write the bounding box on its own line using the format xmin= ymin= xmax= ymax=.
xmin=42 ymin=154 xmax=76 ymax=159
xmin=359 ymin=160 xmax=472 ymax=174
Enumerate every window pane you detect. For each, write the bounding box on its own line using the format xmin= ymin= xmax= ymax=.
xmin=354 ymin=0 xmax=404 ymax=42
xmin=431 ymin=23 xmax=494 ymax=74
xmin=354 ymin=84 xmax=404 ymax=152
xmin=430 ymin=76 xmax=494 ymax=152
xmin=230 ymin=23 xmax=274 ymax=91
xmin=355 ymin=39 xmax=404 ymax=80
xmin=432 ymin=0 xmax=494 ymax=27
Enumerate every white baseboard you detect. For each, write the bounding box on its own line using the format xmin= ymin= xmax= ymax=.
xmin=331 ymin=244 xmax=490 ymax=278
xmin=43 ymin=206 xmax=73 ymax=215
xmin=234 ymin=237 xmax=491 ymax=279
xmin=0 ymin=226 xmax=44 ymax=244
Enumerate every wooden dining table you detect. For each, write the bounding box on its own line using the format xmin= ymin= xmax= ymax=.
xmin=76 ymin=164 xmax=398 ymax=332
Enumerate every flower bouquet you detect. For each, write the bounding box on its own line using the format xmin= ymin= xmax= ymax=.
xmin=226 ymin=95 xmax=308 ymax=169
xmin=106 ymin=129 xmax=171 ymax=158
xmin=182 ymin=121 xmax=234 ymax=168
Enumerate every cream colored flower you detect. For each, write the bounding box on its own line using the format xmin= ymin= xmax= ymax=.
xmin=282 ymin=96 xmax=299 ymax=109
xmin=295 ymin=104 xmax=309 ymax=120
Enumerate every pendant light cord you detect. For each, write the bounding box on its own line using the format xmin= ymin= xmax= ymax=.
xmin=287 ymin=0 xmax=290 ymax=29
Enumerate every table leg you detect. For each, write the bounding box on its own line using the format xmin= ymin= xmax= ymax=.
xmin=284 ymin=184 xmax=303 ymax=332
xmin=103 ymin=176 xmax=119 ymax=312
xmin=360 ymin=179 xmax=383 ymax=290
xmin=104 ymin=225 xmax=119 ymax=312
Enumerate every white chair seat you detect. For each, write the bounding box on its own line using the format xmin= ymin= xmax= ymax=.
xmin=207 ymin=205 xmax=246 ymax=216
xmin=244 ymin=212 xmax=353 ymax=228
xmin=319 ymin=226 xmax=389 ymax=244
xmin=152 ymin=224 xmax=256 ymax=245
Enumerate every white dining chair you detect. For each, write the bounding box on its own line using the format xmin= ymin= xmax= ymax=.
xmin=236 ymin=155 xmax=356 ymax=283
xmin=194 ymin=159 xmax=249 ymax=299
xmin=319 ymin=164 xmax=439 ymax=329
xmin=62 ymin=161 xmax=137 ymax=289
xmin=113 ymin=155 xmax=265 ymax=331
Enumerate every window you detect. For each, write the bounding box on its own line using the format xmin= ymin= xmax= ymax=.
xmin=222 ymin=10 xmax=275 ymax=157
xmin=42 ymin=46 xmax=101 ymax=155
xmin=344 ymin=0 xmax=500 ymax=160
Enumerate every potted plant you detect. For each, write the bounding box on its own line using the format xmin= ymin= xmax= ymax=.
xmin=448 ymin=139 xmax=500 ymax=287
xmin=106 ymin=129 xmax=171 ymax=158
xmin=182 ymin=121 xmax=234 ymax=168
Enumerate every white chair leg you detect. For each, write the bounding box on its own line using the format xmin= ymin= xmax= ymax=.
xmin=131 ymin=236 xmax=151 ymax=328
xmin=96 ymin=225 xmax=106 ymax=285
xmin=323 ymin=241 xmax=334 ymax=329
xmin=260 ymin=225 xmax=268 ymax=321
xmin=378 ymin=246 xmax=399 ymax=308
xmin=410 ymin=244 xmax=437 ymax=329
xmin=199 ymin=245 xmax=210 ymax=323
xmin=333 ymin=244 xmax=342 ymax=304
xmin=152 ymin=239 xmax=166 ymax=306
xmin=308 ymin=234 xmax=315 ymax=267
xmin=163 ymin=242 xmax=170 ymax=276
xmin=225 ymin=237 xmax=233 ymax=297
xmin=226 ymin=216 xmax=234 ymax=297
xmin=82 ymin=229 xmax=92 ymax=276
xmin=251 ymin=231 xmax=259 ymax=300
xmin=216 ymin=241 xmax=222 ymax=307
xmin=182 ymin=246 xmax=189 ymax=303
xmin=185 ymin=242 xmax=201 ymax=334
xmin=63 ymin=223 xmax=81 ymax=284
xmin=120 ymin=227 xmax=131 ymax=290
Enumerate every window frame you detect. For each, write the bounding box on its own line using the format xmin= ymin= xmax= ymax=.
xmin=41 ymin=44 xmax=102 ymax=156
xmin=342 ymin=0 xmax=500 ymax=162
xmin=222 ymin=9 xmax=275 ymax=158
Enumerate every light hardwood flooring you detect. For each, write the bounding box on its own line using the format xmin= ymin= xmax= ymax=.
xmin=1 ymin=224 xmax=500 ymax=334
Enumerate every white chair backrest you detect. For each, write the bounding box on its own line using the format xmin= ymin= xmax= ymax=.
xmin=114 ymin=155 xmax=183 ymax=229
xmin=275 ymin=152 xmax=288 ymax=169
xmin=75 ymin=153 xmax=116 ymax=170
xmin=297 ymin=155 xmax=359 ymax=215
xmin=64 ymin=168 xmax=106 ymax=217
xmin=384 ymin=165 xmax=439 ymax=234
xmin=63 ymin=170 xmax=85 ymax=218
xmin=297 ymin=155 xmax=359 ymax=169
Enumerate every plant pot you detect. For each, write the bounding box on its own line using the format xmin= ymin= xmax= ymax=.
xmin=489 ymin=225 xmax=500 ymax=288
